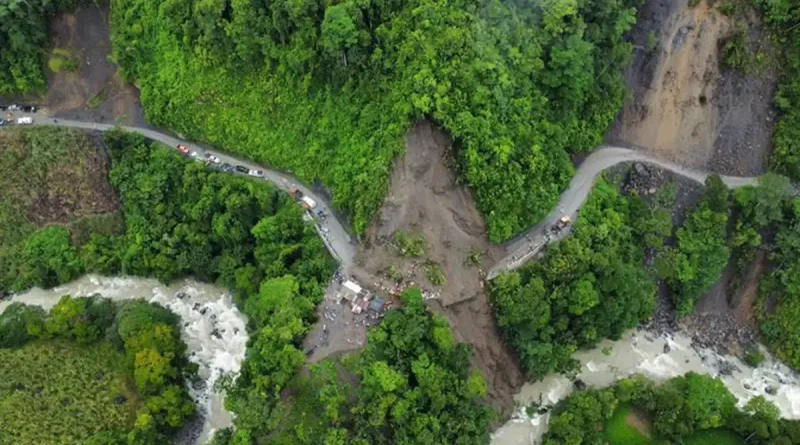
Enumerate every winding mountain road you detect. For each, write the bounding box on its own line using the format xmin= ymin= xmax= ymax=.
xmin=2 ymin=112 xmax=761 ymax=279
xmin=2 ymin=112 xmax=358 ymax=266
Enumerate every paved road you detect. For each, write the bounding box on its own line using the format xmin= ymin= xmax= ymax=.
xmin=2 ymin=112 xmax=358 ymax=266
xmin=2 ymin=113 xmax=760 ymax=280
xmin=487 ymin=146 xmax=759 ymax=279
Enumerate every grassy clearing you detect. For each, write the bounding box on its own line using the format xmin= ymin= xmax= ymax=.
xmin=0 ymin=340 xmax=140 ymax=445
xmin=604 ymin=405 xmax=744 ymax=445
xmin=604 ymin=404 xmax=655 ymax=445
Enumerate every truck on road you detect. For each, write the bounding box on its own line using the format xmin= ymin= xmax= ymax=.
xmin=16 ymin=117 xmax=33 ymax=125
xmin=300 ymin=196 xmax=317 ymax=209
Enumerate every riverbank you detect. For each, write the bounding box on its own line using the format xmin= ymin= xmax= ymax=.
xmin=491 ymin=326 xmax=800 ymax=445
xmin=0 ymin=275 xmax=248 ymax=444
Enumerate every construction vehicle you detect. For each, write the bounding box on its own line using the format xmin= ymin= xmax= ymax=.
xmin=552 ymin=215 xmax=571 ymax=233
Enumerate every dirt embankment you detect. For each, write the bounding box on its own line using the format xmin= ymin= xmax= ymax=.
xmin=0 ymin=4 xmax=147 ymax=126
xmin=355 ymin=121 xmax=523 ymax=418
xmin=610 ymin=0 xmax=777 ymax=176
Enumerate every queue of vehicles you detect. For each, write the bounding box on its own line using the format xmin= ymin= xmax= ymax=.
xmin=174 ymin=145 xmax=323 ymax=213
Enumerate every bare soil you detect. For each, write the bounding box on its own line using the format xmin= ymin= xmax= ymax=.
xmin=356 ymin=120 xmax=523 ymax=419
xmin=2 ymin=4 xmax=147 ymax=126
xmin=610 ymin=0 xmax=777 ymax=176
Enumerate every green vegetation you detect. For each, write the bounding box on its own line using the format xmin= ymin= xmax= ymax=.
xmin=756 ymin=0 xmax=800 ymax=179
xmin=0 ymin=0 xmax=83 ymax=93
xmin=683 ymin=429 xmax=745 ymax=445
xmin=465 ymin=247 xmax=484 ymax=267
xmin=604 ymin=404 xmax=653 ymax=445
xmin=0 ymin=340 xmax=138 ymax=445
xmin=721 ymin=28 xmax=750 ymax=72
xmin=0 ymin=127 xmax=124 ymax=292
xmin=109 ymin=0 xmax=639 ymax=241
xmin=743 ymin=344 xmax=766 ymax=368
xmin=394 ymin=231 xmax=426 ymax=258
xmin=424 ymin=261 xmax=447 ymax=285
xmin=0 ymin=295 xmax=194 ymax=443
xmin=239 ymin=289 xmax=492 ymax=444
xmin=657 ymin=176 xmax=730 ymax=316
xmin=545 ymin=373 xmax=797 ymax=445
xmin=646 ymin=31 xmax=659 ymax=55
xmin=48 ymin=48 xmax=78 ymax=73
xmin=490 ymin=179 xmax=669 ymax=379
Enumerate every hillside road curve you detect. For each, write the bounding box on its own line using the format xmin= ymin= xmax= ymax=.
xmin=487 ymin=146 xmax=759 ymax=279
xmin=1 ymin=111 xmax=359 ymax=267
xmin=1 ymin=112 xmax=761 ymax=280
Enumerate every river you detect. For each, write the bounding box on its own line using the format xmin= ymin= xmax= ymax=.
xmin=0 ymin=275 xmax=249 ymax=444
xmin=491 ymin=328 xmax=800 ymax=445
xmin=4 ymin=276 xmax=800 ymax=445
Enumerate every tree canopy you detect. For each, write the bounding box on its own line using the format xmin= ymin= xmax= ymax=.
xmin=490 ymin=178 xmax=667 ymax=379
xmin=108 ymin=0 xmax=639 ymax=241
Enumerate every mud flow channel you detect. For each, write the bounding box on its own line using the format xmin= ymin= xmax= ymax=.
xmin=0 ymin=275 xmax=248 ymax=444
xmin=491 ymin=329 xmax=800 ymax=445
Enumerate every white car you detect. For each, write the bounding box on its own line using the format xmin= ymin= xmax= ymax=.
xmin=248 ymin=169 xmax=264 ymax=178
xmin=208 ymin=155 xmax=220 ymax=163
xmin=16 ymin=117 xmax=33 ymax=125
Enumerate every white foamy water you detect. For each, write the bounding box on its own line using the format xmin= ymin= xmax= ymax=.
xmin=0 ymin=274 xmax=248 ymax=444
xmin=491 ymin=328 xmax=800 ymax=445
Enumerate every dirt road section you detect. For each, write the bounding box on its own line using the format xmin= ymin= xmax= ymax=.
xmin=610 ymin=0 xmax=776 ymax=176
xmin=356 ymin=121 xmax=523 ymax=418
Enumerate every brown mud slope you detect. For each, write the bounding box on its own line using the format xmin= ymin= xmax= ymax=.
xmin=43 ymin=4 xmax=146 ymax=126
xmin=610 ymin=0 xmax=776 ymax=176
xmin=356 ymin=120 xmax=523 ymax=418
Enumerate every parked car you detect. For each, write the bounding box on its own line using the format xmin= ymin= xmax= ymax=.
xmin=176 ymin=144 xmax=190 ymax=156
xmin=7 ymin=105 xmax=20 ymax=111
xmin=248 ymin=169 xmax=264 ymax=178
xmin=21 ymin=106 xmax=36 ymax=112
xmin=0 ymin=119 xmax=6 ymax=126
xmin=16 ymin=117 xmax=33 ymax=125
xmin=207 ymin=155 xmax=220 ymax=163
xmin=219 ymin=163 xmax=233 ymax=172
xmin=235 ymin=165 xmax=249 ymax=173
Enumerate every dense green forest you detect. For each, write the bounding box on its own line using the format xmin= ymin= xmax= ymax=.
xmin=0 ymin=295 xmax=194 ymax=444
xmin=544 ymin=373 xmax=800 ymax=445
xmin=108 ymin=0 xmax=639 ymax=241
xmin=756 ymin=0 xmax=800 ymax=180
xmin=215 ymin=288 xmax=492 ymax=444
xmin=0 ymin=0 xmax=82 ymax=93
xmin=489 ymin=178 xmax=671 ymax=379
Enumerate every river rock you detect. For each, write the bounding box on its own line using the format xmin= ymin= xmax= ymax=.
xmin=766 ymin=385 xmax=778 ymax=395
xmin=114 ymin=395 xmax=127 ymax=406
xmin=573 ymin=380 xmax=587 ymax=391
xmin=663 ymin=343 xmax=671 ymax=354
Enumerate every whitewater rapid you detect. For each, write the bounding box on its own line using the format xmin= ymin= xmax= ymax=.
xmin=0 ymin=275 xmax=248 ymax=444
xmin=491 ymin=328 xmax=800 ymax=445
